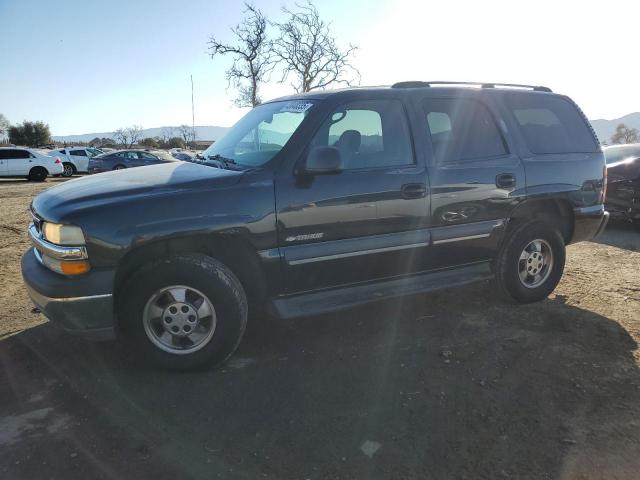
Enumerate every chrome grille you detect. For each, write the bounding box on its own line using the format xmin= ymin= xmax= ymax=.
xmin=30 ymin=209 xmax=43 ymax=234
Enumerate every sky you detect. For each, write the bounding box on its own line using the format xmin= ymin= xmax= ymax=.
xmin=1 ymin=0 xmax=639 ymax=136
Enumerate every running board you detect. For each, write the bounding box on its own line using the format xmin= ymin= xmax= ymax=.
xmin=270 ymin=262 xmax=493 ymax=319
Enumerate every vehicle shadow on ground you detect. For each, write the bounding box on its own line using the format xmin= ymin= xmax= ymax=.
xmin=594 ymin=220 xmax=639 ymax=251
xmin=1 ymin=283 xmax=639 ymax=479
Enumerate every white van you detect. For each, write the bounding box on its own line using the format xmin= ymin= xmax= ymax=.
xmin=0 ymin=147 xmax=64 ymax=181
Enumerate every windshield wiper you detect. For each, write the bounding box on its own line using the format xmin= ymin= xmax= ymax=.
xmin=204 ymin=154 xmax=245 ymax=171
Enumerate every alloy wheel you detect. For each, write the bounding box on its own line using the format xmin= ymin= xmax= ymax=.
xmin=142 ymin=285 xmax=217 ymax=354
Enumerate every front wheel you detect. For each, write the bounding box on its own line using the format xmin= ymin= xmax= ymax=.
xmin=495 ymin=220 xmax=566 ymax=303
xmin=119 ymin=254 xmax=248 ymax=370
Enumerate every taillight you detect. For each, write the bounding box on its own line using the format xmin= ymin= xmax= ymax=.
xmin=54 ymin=157 xmax=61 ymax=164
xmin=601 ymin=165 xmax=608 ymax=202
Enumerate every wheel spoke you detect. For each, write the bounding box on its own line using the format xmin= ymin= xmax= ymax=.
xmin=159 ymin=330 xmax=172 ymax=345
xmin=167 ymin=287 xmax=187 ymax=303
xmin=148 ymin=303 xmax=164 ymax=320
xmin=197 ymin=300 xmax=212 ymax=318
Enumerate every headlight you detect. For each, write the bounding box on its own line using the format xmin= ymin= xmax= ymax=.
xmin=42 ymin=222 xmax=85 ymax=245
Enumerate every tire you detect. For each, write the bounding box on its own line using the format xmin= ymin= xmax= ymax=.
xmin=495 ymin=220 xmax=566 ymax=303
xmin=27 ymin=167 xmax=48 ymax=182
xmin=119 ymin=254 xmax=248 ymax=370
xmin=62 ymin=162 xmax=75 ymax=177
xmin=113 ymin=164 xmax=126 ymax=170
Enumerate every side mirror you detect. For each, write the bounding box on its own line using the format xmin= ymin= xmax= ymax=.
xmin=303 ymin=146 xmax=343 ymax=175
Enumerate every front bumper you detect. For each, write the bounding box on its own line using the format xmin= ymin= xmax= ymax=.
xmin=572 ymin=205 xmax=609 ymax=243
xmin=21 ymin=248 xmax=116 ymax=340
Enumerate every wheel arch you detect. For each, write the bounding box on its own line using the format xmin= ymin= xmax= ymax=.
xmin=507 ymin=197 xmax=575 ymax=244
xmin=113 ymin=234 xmax=267 ymax=319
xmin=62 ymin=161 xmax=77 ymax=174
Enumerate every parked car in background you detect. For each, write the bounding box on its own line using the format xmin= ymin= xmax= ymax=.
xmin=0 ymin=147 xmax=64 ymax=181
xmin=88 ymin=149 xmax=178 ymax=173
xmin=172 ymin=151 xmax=195 ymax=162
xmin=604 ymin=144 xmax=640 ymax=223
xmin=22 ymin=82 xmax=608 ymax=370
xmin=48 ymin=147 xmax=104 ymax=177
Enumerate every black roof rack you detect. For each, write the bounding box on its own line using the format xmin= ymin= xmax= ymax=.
xmin=391 ymin=81 xmax=552 ymax=93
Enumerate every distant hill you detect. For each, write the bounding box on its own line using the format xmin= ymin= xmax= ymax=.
xmin=52 ymin=125 xmax=230 ymax=144
xmin=51 ymin=114 xmax=640 ymax=147
xmin=590 ymin=113 xmax=640 ymax=144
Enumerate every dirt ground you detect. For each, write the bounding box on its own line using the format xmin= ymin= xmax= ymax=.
xmin=0 ymin=177 xmax=639 ymax=479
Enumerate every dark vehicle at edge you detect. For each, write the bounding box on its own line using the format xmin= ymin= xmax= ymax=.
xmin=603 ymin=143 xmax=640 ymax=222
xmin=21 ymin=81 xmax=609 ymax=370
xmin=88 ymin=149 xmax=178 ymax=173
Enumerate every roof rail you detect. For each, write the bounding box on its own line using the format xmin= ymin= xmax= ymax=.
xmin=391 ymin=81 xmax=552 ymax=92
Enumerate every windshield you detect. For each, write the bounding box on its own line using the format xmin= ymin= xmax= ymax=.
xmin=152 ymin=150 xmax=178 ymax=162
xmin=87 ymin=148 xmax=103 ymax=157
xmin=201 ymin=100 xmax=315 ymax=167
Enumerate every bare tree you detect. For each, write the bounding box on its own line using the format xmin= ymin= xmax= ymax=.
xmin=127 ymin=125 xmax=143 ymax=147
xmin=161 ymin=127 xmax=175 ymax=143
xmin=610 ymin=123 xmax=639 ymax=144
xmin=113 ymin=128 xmax=130 ymax=147
xmin=208 ymin=3 xmax=275 ymax=107
xmin=178 ymin=124 xmax=195 ymax=144
xmin=0 ymin=114 xmax=9 ymax=140
xmin=113 ymin=125 xmax=144 ymax=148
xmin=273 ymin=1 xmax=359 ymax=93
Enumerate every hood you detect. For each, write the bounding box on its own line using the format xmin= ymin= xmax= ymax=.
xmin=33 ymin=161 xmax=243 ymax=221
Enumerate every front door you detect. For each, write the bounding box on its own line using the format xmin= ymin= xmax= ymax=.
xmin=420 ymin=95 xmax=525 ymax=268
xmin=7 ymin=149 xmax=32 ymax=175
xmin=275 ymin=98 xmax=430 ymax=293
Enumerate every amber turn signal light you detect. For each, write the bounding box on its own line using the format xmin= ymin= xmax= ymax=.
xmin=59 ymin=260 xmax=91 ymax=275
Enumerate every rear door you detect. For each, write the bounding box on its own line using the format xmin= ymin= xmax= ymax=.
xmin=420 ymin=94 xmax=524 ymax=268
xmin=275 ymin=97 xmax=430 ymax=293
xmin=68 ymin=149 xmax=89 ymax=172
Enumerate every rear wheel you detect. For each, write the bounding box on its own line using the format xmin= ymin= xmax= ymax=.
xmin=113 ymin=164 xmax=126 ymax=170
xmin=62 ymin=162 xmax=75 ymax=177
xmin=119 ymin=254 xmax=248 ymax=370
xmin=27 ymin=167 xmax=47 ymax=182
xmin=495 ymin=220 xmax=566 ymax=303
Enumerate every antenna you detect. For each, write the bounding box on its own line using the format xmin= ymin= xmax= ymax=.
xmin=191 ymin=74 xmax=196 ymax=147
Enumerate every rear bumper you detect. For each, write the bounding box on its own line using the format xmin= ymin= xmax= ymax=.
xmin=572 ymin=205 xmax=609 ymax=243
xmin=21 ymin=248 xmax=116 ymax=340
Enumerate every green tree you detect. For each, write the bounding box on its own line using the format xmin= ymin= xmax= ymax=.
xmin=168 ymin=137 xmax=186 ymax=149
xmin=610 ymin=123 xmax=639 ymax=144
xmin=139 ymin=137 xmax=159 ymax=148
xmin=8 ymin=121 xmax=52 ymax=147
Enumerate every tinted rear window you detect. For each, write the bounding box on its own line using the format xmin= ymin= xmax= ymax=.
xmin=506 ymin=94 xmax=598 ymax=154
xmin=423 ymin=97 xmax=508 ymax=163
xmin=0 ymin=149 xmax=30 ymax=159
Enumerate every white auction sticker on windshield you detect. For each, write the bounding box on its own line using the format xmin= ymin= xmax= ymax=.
xmin=279 ymin=101 xmax=313 ymax=113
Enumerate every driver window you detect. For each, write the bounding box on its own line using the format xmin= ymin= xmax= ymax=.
xmin=312 ymin=99 xmax=414 ymax=170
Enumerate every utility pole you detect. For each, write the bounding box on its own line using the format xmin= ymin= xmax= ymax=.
xmin=191 ymin=74 xmax=196 ymax=148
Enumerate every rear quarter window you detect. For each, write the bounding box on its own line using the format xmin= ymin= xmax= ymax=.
xmin=506 ymin=94 xmax=598 ymax=154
